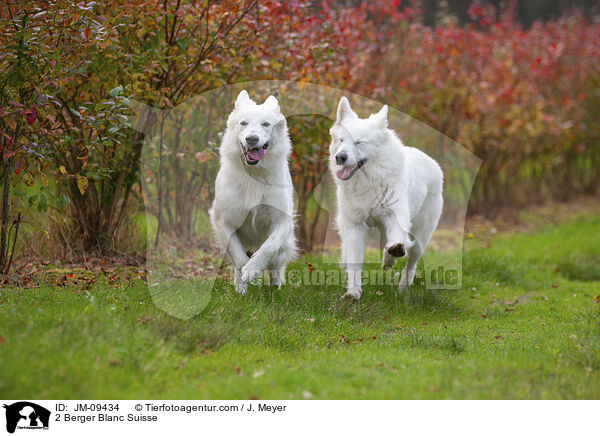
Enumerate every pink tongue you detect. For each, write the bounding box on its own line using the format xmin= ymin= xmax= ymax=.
xmin=337 ymin=165 xmax=355 ymax=180
xmin=247 ymin=148 xmax=267 ymax=161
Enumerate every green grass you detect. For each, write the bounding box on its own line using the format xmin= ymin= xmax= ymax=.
xmin=1 ymin=217 xmax=599 ymax=399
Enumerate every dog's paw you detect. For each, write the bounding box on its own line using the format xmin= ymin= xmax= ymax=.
xmin=235 ymin=282 xmax=248 ymax=295
xmin=234 ymin=269 xmax=248 ymax=294
xmin=386 ymin=242 xmax=406 ymax=258
xmin=398 ymin=277 xmax=413 ymax=292
xmin=341 ymin=287 xmax=362 ymax=301
xmin=382 ymin=251 xmax=397 ymax=270
xmin=398 ymin=272 xmax=412 ymax=292
xmin=240 ymin=260 xmax=263 ymax=285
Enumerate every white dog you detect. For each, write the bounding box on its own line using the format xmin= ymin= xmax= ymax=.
xmin=209 ymin=90 xmax=297 ymax=294
xmin=329 ymin=97 xmax=443 ymax=300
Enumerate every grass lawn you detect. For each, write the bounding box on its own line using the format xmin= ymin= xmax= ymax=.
xmin=1 ymin=216 xmax=599 ymax=399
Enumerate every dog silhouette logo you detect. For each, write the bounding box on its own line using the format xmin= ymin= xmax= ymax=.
xmin=3 ymin=402 xmax=50 ymax=433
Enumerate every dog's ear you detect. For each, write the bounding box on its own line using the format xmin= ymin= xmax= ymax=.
xmin=274 ymin=113 xmax=286 ymax=127
xmin=336 ymin=97 xmax=356 ymax=124
xmin=264 ymin=95 xmax=285 ymax=126
xmin=371 ymin=104 xmax=388 ymax=129
xmin=235 ymin=90 xmax=252 ymax=110
xmin=264 ymin=95 xmax=281 ymax=113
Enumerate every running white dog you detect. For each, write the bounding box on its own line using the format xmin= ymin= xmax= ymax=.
xmin=329 ymin=97 xmax=443 ymax=300
xmin=210 ymin=90 xmax=297 ymax=294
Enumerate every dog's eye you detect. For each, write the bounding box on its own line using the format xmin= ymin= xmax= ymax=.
xmin=240 ymin=121 xmax=248 ymax=126
xmin=339 ymin=138 xmax=344 ymax=143
xmin=262 ymin=121 xmax=270 ymax=127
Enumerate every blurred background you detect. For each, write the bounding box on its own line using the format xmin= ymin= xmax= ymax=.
xmin=0 ymin=0 xmax=599 ymax=273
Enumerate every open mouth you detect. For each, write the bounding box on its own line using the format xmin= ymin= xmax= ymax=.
xmin=241 ymin=142 xmax=269 ymax=166
xmin=336 ymin=159 xmax=367 ymax=180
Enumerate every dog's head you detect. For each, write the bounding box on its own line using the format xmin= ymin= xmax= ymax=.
xmin=329 ymin=97 xmax=389 ymax=181
xmin=226 ymin=90 xmax=286 ymax=166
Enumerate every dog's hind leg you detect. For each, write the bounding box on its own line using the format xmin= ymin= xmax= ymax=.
xmin=399 ymin=243 xmax=422 ymax=291
xmin=267 ymin=236 xmax=296 ymax=289
xmin=399 ymin=192 xmax=443 ymax=291
xmin=265 ymin=248 xmax=286 ymax=289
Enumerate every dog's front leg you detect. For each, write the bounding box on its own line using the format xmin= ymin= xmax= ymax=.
xmin=240 ymin=222 xmax=290 ymax=286
xmin=340 ymin=223 xmax=367 ymax=300
xmin=382 ymin=207 xmax=413 ymax=266
xmin=225 ymin=229 xmax=250 ymax=294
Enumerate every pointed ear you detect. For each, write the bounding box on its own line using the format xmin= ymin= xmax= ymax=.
xmin=336 ymin=96 xmax=356 ymax=123
xmin=235 ymin=90 xmax=252 ymax=110
xmin=264 ymin=95 xmax=281 ymax=113
xmin=274 ymin=113 xmax=286 ymax=126
xmin=373 ymin=105 xmax=388 ymax=128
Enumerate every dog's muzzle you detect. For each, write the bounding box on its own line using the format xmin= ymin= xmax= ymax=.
xmin=241 ymin=141 xmax=269 ymax=166
xmin=336 ymin=158 xmax=367 ymax=180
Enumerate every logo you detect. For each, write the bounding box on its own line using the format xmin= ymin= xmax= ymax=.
xmin=3 ymin=402 xmax=50 ymax=434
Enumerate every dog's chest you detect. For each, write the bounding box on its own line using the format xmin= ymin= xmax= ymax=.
xmin=237 ymin=174 xmax=288 ymax=212
xmin=340 ymin=177 xmax=407 ymax=225
xmin=237 ymin=204 xmax=279 ymax=248
xmin=341 ymin=182 xmax=382 ymax=214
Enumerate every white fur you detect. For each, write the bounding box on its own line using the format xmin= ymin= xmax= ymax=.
xmin=209 ymin=90 xmax=297 ymax=294
xmin=329 ymin=97 xmax=444 ymax=300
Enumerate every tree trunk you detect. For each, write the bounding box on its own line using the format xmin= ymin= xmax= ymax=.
xmin=0 ymin=157 xmax=11 ymax=269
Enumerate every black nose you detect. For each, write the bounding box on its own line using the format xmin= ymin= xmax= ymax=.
xmin=245 ymin=135 xmax=259 ymax=147
xmin=336 ymin=151 xmax=348 ymax=165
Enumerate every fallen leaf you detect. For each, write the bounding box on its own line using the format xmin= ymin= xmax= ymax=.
xmin=253 ymin=369 xmax=265 ymax=378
